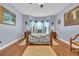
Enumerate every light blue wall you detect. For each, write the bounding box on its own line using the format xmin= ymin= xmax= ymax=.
xmin=56 ymin=3 xmax=79 ymax=41
xmin=0 ymin=4 xmax=24 ymax=47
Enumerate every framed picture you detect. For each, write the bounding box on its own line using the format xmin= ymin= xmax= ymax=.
xmin=0 ymin=6 xmax=16 ymax=25
xmin=64 ymin=6 xmax=79 ymax=26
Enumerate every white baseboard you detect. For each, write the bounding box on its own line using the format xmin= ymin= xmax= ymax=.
xmin=58 ymin=37 xmax=70 ymax=45
xmin=58 ymin=37 xmax=79 ymax=48
xmin=0 ymin=36 xmax=24 ymax=50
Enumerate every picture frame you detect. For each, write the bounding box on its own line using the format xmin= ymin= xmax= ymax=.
xmin=0 ymin=6 xmax=16 ymax=26
xmin=64 ymin=6 xmax=79 ymax=26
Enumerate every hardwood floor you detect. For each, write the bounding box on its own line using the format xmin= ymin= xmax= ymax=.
xmin=52 ymin=39 xmax=78 ymax=56
xmin=0 ymin=38 xmax=78 ymax=56
xmin=0 ymin=39 xmax=26 ymax=56
xmin=23 ymin=45 xmax=57 ymax=56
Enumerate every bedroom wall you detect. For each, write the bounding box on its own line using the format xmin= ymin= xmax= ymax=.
xmin=0 ymin=3 xmax=24 ymax=47
xmin=56 ymin=3 xmax=79 ymax=41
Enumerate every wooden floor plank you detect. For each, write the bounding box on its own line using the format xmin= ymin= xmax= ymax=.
xmin=53 ymin=39 xmax=78 ymax=56
xmin=0 ymin=39 xmax=26 ymax=56
xmin=0 ymin=38 xmax=78 ymax=56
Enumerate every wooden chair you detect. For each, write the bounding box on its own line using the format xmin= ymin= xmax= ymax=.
xmin=70 ymin=34 xmax=79 ymax=55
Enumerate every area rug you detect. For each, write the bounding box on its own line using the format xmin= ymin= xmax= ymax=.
xmin=22 ymin=46 xmax=57 ymax=56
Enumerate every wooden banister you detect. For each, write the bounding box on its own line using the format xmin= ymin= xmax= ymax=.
xmin=71 ymin=34 xmax=79 ymax=40
xmin=70 ymin=38 xmax=73 ymax=51
xmin=70 ymin=34 xmax=79 ymax=55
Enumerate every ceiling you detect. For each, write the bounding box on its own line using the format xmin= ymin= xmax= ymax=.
xmin=11 ymin=3 xmax=69 ymax=17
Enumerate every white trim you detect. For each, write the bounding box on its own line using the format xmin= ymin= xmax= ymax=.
xmin=58 ymin=37 xmax=70 ymax=44
xmin=0 ymin=36 xmax=24 ymax=50
xmin=58 ymin=37 xmax=79 ymax=48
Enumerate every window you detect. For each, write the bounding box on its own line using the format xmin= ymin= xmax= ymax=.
xmin=29 ymin=20 xmax=50 ymax=34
